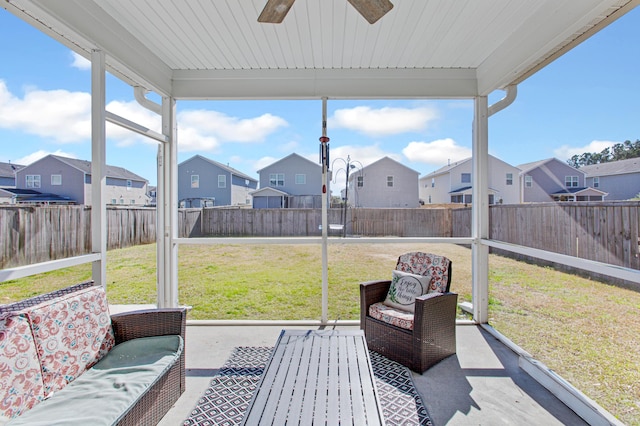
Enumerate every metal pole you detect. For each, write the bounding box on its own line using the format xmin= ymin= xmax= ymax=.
xmin=343 ymin=156 xmax=350 ymax=238
xmin=320 ymin=98 xmax=329 ymax=324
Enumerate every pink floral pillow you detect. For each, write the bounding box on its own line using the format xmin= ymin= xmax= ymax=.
xmin=26 ymin=286 xmax=115 ymax=397
xmin=0 ymin=312 xmax=45 ymax=420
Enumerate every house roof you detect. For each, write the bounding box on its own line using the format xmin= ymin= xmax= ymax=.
xmin=0 ymin=162 xmax=25 ymax=178
xmin=517 ymin=157 xmax=584 ymax=176
xmin=256 ymin=153 xmax=320 ymax=173
xmin=421 ymin=154 xmax=517 ymax=178
xmin=46 ymin=155 xmax=148 ymax=182
xmin=181 ymin=155 xmax=257 ymax=182
xmin=551 ymin=187 xmax=607 ymax=196
xmin=357 ymin=156 xmax=419 ymax=175
xmin=4 ymin=1 xmax=637 ymax=100
xmin=250 ymin=187 xmax=289 ymax=197
xmin=579 ymin=157 xmax=640 ymax=177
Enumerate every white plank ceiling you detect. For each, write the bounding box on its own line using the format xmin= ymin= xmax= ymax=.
xmin=4 ymin=0 xmax=638 ymax=99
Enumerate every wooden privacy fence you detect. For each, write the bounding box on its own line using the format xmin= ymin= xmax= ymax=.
xmin=452 ymin=202 xmax=640 ymax=270
xmin=1 ymin=202 xmax=638 ymax=271
xmin=0 ymin=206 xmax=156 ymax=269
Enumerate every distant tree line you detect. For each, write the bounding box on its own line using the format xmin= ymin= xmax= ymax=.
xmin=568 ymin=139 xmax=640 ymax=168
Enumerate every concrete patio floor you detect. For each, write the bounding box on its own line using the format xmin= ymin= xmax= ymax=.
xmin=156 ymin=323 xmax=587 ymax=425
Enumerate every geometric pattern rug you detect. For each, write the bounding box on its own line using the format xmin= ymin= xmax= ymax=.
xmin=183 ymin=346 xmax=432 ymax=426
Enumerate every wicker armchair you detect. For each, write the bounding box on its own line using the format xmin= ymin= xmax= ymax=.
xmin=360 ymin=252 xmax=458 ymax=373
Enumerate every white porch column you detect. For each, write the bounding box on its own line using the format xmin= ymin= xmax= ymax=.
xmin=157 ymin=96 xmax=179 ymax=308
xmin=472 ymin=96 xmax=489 ymax=324
xmin=90 ymin=50 xmax=107 ymax=287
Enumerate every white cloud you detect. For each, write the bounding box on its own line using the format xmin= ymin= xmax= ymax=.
xmin=330 ymin=106 xmax=438 ymax=136
xmin=70 ymin=52 xmax=91 ymax=70
xmin=402 ymin=138 xmax=471 ymax=166
xmin=253 ymin=156 xmax=278 ymax=172
xmin=0 ymin=80 xmax=91 ymax=143
xmin=178 ymin=110 xmax=288 ymax=144
xmin=16 ymin=150 xmax=77 ymax=165
xmin=0 ymin=81 xmax=288 ymax=153
xmin=554 ymin=140 xmax=618 ymax=160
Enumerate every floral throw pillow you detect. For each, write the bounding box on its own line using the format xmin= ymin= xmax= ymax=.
xmin=383 ymin=270 xmax=432 ymax=313
xmin=0 ymin=312 xmax=45 ymax=420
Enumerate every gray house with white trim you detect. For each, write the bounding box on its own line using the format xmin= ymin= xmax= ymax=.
xmin=178 ymin=155 xmax=258 ymax=208
xmin=254 ymin=153 xmax=322 ymax=208
xmin=420 ymin=155 xmax=521 ymax=205
xmin=0 ymin=162 xmax=24 ymax=188
xmin=15 ymin=154 xmax=149 ymax=206
xmin=581 ymin=158 xmax=640 ymax=201
xmin=518 ymin=158 xmax=606 ymax=202
xmin=347 ymin=156 xmax=420 ymax=208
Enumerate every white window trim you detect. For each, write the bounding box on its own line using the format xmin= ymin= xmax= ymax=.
xmin=295 ymin=174 xmax=306 ymax=184
xmin=51 ymin=174 xmax=62 ymax=185
xmin=191 ymin=175 xmax=199 ymax=188
xmin=26 ymin=175 xmax=41 ymax=188
xmin=218 ymin=174 xmax=227 ymax=188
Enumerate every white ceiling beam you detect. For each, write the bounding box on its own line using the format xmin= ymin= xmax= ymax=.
xmin=171 ymin=68 xmax=478 ymax=100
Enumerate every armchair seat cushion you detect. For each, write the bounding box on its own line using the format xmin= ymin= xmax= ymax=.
xmin=369 ymin=302 xmax=414 ymax=330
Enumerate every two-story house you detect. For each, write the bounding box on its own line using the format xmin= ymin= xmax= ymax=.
xmin=15 ymin=154 xmax=149 ymax=206
xmin=0 ymin=162 xmax=24 ymax=204
xmin=178 ymin=155 xmax=258 ymax=208
xmin=420 ymin=155 xmax=521 ymax=205
xmin=518 ymin=158 xmax=606 ymax=202
xmin=581 ymin=157 xmax=640 ymax=201
xmin=347 ymin=156 xmax=420 ymax=208
xmin=253 ymin=153 xmax=322 ymax=208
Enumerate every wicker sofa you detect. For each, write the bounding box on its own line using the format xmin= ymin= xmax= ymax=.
xmin=0 ymin=281 xmax=186 ymax=425
xmin=360 ymin=252 xmax=458 ymax=373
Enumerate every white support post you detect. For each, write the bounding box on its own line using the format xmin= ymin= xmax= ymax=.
xmin=158 ymin=96 xmax=179 ymax=308
xmin=90 ymin=50 xmax=107 ymax=288
xmin=472 ymin=96 xmax=489 ymax=324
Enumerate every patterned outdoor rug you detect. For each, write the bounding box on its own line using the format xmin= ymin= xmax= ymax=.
xmin=184 ymin=346 xmax=432 ymax=425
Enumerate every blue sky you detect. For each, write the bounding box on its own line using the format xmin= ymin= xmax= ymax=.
xmin=1 ymin=7 xmax=639 ymax=189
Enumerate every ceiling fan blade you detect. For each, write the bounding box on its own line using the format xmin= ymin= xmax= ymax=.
xmin=258 ymin=0 xmax=296 ymax=23
xmin=347 ymin=0 xmax=393 ymax=24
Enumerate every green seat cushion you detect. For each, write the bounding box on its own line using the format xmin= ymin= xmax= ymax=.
xmin=8 ymin=335 xmax=183 ymax=426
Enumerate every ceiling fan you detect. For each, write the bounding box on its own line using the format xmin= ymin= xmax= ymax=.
xmin=258 ymin=0 xmax=393 ymax=24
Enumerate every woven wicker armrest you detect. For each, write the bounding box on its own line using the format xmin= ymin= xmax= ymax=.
xmin=111 ymin=308 xmax=187 ymax=344
xmin=359 ymin=280 xmax=392 ymax=328
xmin=413 ymin=292 xmax=458 ymax=339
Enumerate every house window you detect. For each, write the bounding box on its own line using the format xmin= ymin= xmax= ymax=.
xmin=191 ymin=175 xmax=199 ymax=188
xmin=295 ymin=174 xmax=306 ymax=184
xmin=525 ymin=175 xmax=532 ymax=188
xmin=51 ymin=174 xmax=62 ymax=185
xmin=506 ymin=173 xmax=513 ymax=185
xmin=126 ymin=179 xmax=132 ymax=191
xmin=431 ymin=178 xmax=435 ymax=188
xmin=593 ymin=177 xmax=599 ymax=188
xmin=387 ymin=176 xmax=394 ymax=187
xmin=130 ymin=199 xmax=135 ymax=204
xmin=26 ymin=175 xmax=41 ymax=188
xmin=269 ymin=173 xmax=284 ymax=186
xmin=119 ymin=198 xmax=124 ymax=204
xmin=357 ymin=176 xmax=364 ymax=188
xmin=218 ymin=175 xmax=226 ymax=188
xmin=565 ymin=176 xmax=579 ymax=188
xmin=111 ymin=198 xmax=117 ymax=204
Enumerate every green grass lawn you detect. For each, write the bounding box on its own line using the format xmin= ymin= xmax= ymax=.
xmin=1 ymin=242 xmax=639 ymax=424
